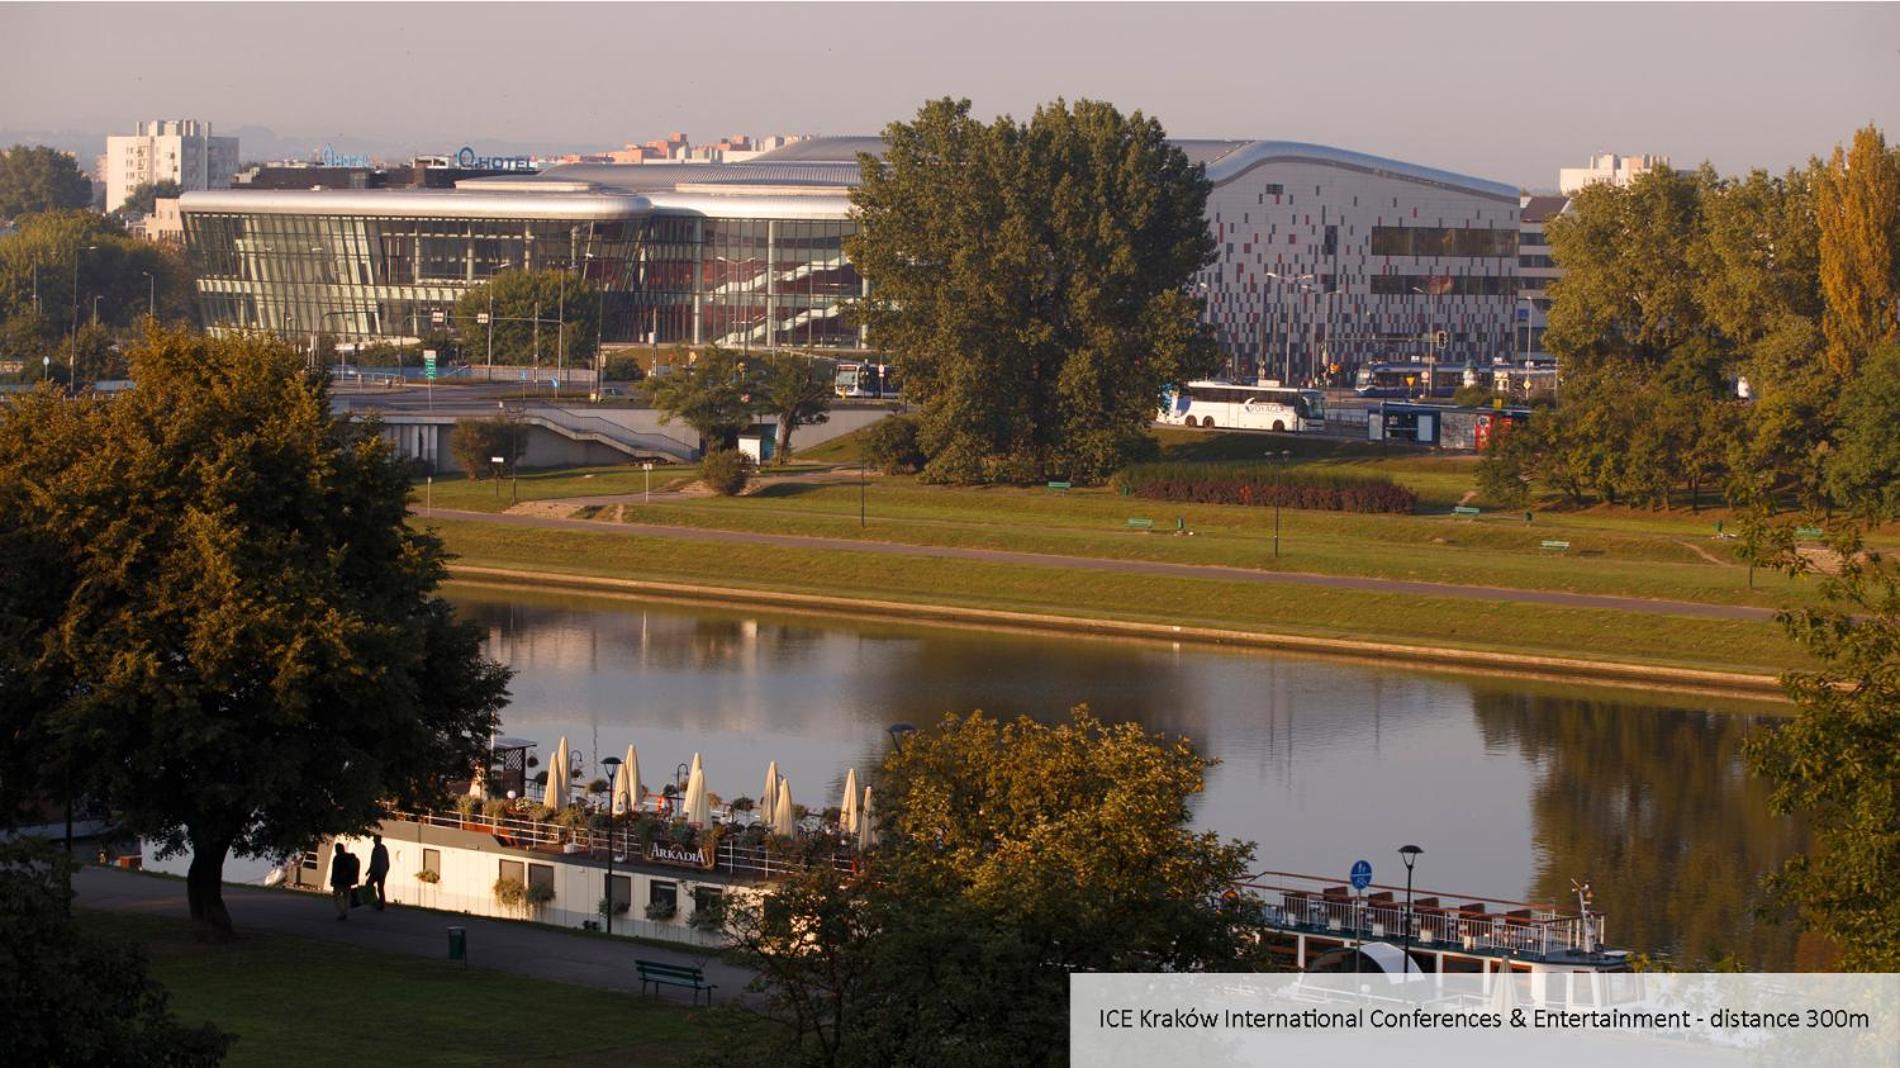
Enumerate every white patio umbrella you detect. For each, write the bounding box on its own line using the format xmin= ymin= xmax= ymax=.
xmin=610 ymin=757 xmax=633 ymax=816
xmin=761 ymin=760 xmax=779 ymax=822
xmin=467 ymin=761 xmax=488 ymax=800
xmin=543 ymin=736 xmax=569 ymax=809
xmin=773 ymin=778 xmax=796 ymax=837
xmin=683 ymin=752 xmax=708 ymax=826
xmin=1489 ymin=965 xmax=1520 ymax=1014
xmin=840 ymin=768 xmax=860 ymax=835
xmin=623 ymin=744 xmax=643 ymax=811
xmin=857 ymin=786 xmax=877 ymax=851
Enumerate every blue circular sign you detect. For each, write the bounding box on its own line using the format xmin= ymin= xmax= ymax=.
xmin=1350 ymin=859 xmax=1373 ymax=890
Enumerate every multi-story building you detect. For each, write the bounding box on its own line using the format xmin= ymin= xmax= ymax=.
xmin=104 ymin=120 xmax=239 ymax=213
xmin=1515 ymin=195 xmax=1568 ymax=362
xmin=132 ymin=197 xmax=185 ymax=247
xmin=1557 ymin=152 xmax=1669 ymax=196
xmin=179 ymin=135 xmax=1520 ymax=374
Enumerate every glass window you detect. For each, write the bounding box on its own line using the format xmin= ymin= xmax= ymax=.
xmin=498 ymin=859 xmax=524 ymax=884
xmin=422 ymin=849 xmax=441 ymax=878
xmin=649 ymin=879 xmax=677 ymax=909
xmin=527 ymin=863 xmax=554 ymax=895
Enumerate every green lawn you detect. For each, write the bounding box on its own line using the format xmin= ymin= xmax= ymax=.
xmin=428 ymin=517 xmax=1805 ymax=676
xmin=78 ymin=909 xmax=708 ymax=1067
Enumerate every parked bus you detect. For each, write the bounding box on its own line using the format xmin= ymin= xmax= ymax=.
xmin=835 ymin=361 xmax=900 ymax=399
xmin=1353 ymin=362 xmax=1466 ymax=398
xmin=1156 ymin=380 xmax=1326 ymax=432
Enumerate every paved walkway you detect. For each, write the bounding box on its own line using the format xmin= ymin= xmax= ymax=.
xmin=427 ymin=508 xmax=1773 ymax=623
xmin=74 ymin=865 xmax=752 ymax=997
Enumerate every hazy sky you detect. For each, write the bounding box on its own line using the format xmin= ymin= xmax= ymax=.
xmin=3 ymin=2 xmax=1896 ymax=187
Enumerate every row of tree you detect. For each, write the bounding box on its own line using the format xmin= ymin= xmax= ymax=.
xmin=1479 ymin=126 xmax=1899 ymax=515
xmin=645 ymin=344 xmax=835 ymax=460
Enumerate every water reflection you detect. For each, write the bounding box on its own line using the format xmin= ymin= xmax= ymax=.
xmin=450 ymin=585 xmax=1808 ymax=968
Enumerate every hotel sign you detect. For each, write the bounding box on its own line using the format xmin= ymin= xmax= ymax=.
xmin=456 ymin=146 xmax=535 ymax=172
xmin=645 ymin=840 xmax=716 ymax=870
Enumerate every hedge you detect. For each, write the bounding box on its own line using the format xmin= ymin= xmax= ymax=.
xmin=1111 ymin=462 xmax=1416 ymax=513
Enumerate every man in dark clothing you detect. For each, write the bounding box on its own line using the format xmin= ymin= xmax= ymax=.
xmin=329 ymin=842 xmax=360 ymax=920
xmin=366 ymin=834 xmax=391 ymax=911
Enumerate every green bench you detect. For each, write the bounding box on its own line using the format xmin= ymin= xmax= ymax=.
xmin=1047 ymin=481 xmax=1071 ymax=492
xmin=1126 ymin=517 xmax=1155 ymax=531
xmin=1795 ymin=526 xmax=1824 ymax=540
xmin=636 ymin=959 xmax=717 ymax=1005
xmin=1453 ymin=505 xmax=1481 ymax=517
xmin=1539 ymin=540 xmax=1571 ymax=553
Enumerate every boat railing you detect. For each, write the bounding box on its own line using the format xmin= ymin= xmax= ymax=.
xmin=1239 ymin=871 xmax=1603 ymax=960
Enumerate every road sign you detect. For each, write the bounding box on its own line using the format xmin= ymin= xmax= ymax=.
xmin=1350 ymin=860 xmax=1373 ymax=891
xmin=423 ymin=350 xmax=437 ymax=381
xmin=431 ymin=310 xmax=446 ymax=325
xmin=477 ymin=312 xmax=490 ymax=325
xmin=641 ymin=462 xmax=654 ymax=471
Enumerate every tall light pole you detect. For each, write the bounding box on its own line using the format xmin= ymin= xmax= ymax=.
xmin=1270 ymin=449 xmax=1290 ymax=558
xmin=600 ymin=755 xmax=622 ymax=936
xmin=1264 ymin=272 xmax=1313 ymax=385
xmin=142 ymin=271 xmax=155 ymax=321
xmin=69 ymin=244 xmax=97 ymax=388
xmin=486 ymin=259 xmax=511 ymax=382
xmin=1399 ymin=844 xmax=1423 ymax=976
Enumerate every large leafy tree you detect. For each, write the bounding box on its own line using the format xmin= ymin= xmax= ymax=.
xmin=847 ymin=98 xmax=1218 ymax=484
xmin=1824 ymin=341 xmax=1900 ymax=519
xmin=0 ymin=210 xmax=195 ymax=344
xmin=118 ymin=179 xmax=184 ymax=216
xmin=714 ymin=707 xmax=1264 ymax=1066
xmin=0 ymin=326 xmax=512 ymax=934
xmin=1814 ymin=125 xmax=1900 ymax=379
xmin=1544 ymin=166 xmax=1711 ymax=365
xmin=451 ymin=267 xmax=599 ymax=366
xmin=758 ymin=353 xmax=834 ymax=461
xmin=0 ymin=145 xmax=93 ymax=220
xmin=0 ymin=839 xmax=231 ymax=1065
xmin=1745 ymin=528 xmax=1900 ymax=970
xmin=644 ymin=344 xmax=756 ymax=450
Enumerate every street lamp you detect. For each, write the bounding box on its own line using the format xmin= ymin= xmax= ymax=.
xmin=1269 ymin=449 xmax=1290 ymax=558
xmin=141 ymin=271 xmax=155 ymax=321
xmin=1399 ymin=844 xmax=1423 ymax=976
xmin=69 ymin=244 xmax=97 ymax=389
xmin=491 ymin=455 xmax=505 ymax=498
xmin=1264 ymin=273 xmax=1313 ymax=385
xmin=599 ymin=755 xmax=623 ymax=936
xmin=887 ymin=723 xmax=916 ymax=750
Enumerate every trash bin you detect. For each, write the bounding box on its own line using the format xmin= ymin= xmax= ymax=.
xmin=447 ymin=926 xmax=467 ymax=962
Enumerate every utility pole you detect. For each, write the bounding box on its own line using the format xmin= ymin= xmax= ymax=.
xmin=69 ymin=244 xmax=96 ymax=388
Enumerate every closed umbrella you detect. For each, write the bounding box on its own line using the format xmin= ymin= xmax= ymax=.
xmin=684 ymin=753 xmax=708 ymax=826
xmin=1489 ymin=965 xmax=1519 ymax=1013
xmin=761 ymin=760 xmax=779 ymax=823
xmin=623 ymin=744 xmax=643 ymax=812
xmin=773 ymin=778 xmax=795 ymax=837
xmin=543 ymin=737 xmax=569 ymax=809
xmin=840 ymin=768 xmax=860 ymax=835
xmin=610 ymin=757 xmax=633 ymax=816
xmin=857 ymin=786 xmax=876 ymax=851
xmin=467 ymin=761 xmax=488 ymax=800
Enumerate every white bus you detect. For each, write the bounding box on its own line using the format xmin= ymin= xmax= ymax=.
xmin=1157 ymin=381 xmax=1326 ymax=432
xmin=835 ymin=361 xmax=899 ymax=399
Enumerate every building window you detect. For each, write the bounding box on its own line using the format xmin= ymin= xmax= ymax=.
xmin=498 ymin=859 xmax=524 ymax=884
xmin=1263 ymin=183 xmax=1284 ymax=196
xmin=1369 ymin=274 xmax=1519 ymax=296
xmin=1370 ymin=226 xmax=1517 ymax=258
xmin=422 ymin=849 xmax=441 ymax=879
xmin=527 ymin=863 xmax=554 ymax=897
xmin=606 ymin=874 xmax=631 ymax=914
xmin=650 ymin=879 xmax=678 ymax=911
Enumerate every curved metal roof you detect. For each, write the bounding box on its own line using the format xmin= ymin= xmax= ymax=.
xmin=1203 ymin=141 xmax=1519 ymax=202
xmin=178 ymin=188 xmax=651 ymax=220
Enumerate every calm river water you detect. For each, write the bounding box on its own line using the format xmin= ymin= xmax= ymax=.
xmin=449 ymin=584 xmax=1815 ymax=969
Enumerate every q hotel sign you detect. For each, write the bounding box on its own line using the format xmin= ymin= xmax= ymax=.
xmin=645 ymin=840 xmax=717 ymax=871
xmin=456 ymin=146 xmax=536 ymax=172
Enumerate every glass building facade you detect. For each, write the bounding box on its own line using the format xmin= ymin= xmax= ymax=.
xmin=181 ymin=190 xmax=868 ymax=351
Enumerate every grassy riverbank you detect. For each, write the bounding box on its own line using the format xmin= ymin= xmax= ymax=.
xmin=76 ymin=909 xmax=707 ymax=1066
xmin=424 ymin=517 xmax=1802 ymax=678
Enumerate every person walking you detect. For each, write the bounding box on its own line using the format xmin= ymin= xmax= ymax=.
xmin=366 ymin=834 xmax=390 ymax=911
xmin=329 ymin=842 xmax=360 ymax=921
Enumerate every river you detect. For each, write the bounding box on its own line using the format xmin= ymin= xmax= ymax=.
xmin=448 ymin=583 xmax=1816 ymax=969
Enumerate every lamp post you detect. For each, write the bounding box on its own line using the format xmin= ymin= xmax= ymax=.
xmin=69 ymin=244 xmax=97 ymax=388
xmin=491 ymin=455 xmax=505 ymax=499
xmin=1265 ymin=273 xmax=1313 ymax=385
xmin=142 ymin=271 xmax=155 ymax=321
xmin=1399 ymin=844 xmax=1423 ymax=976
xmin=887 ymin=722 xmax=916 ymax=751
xmin=486 ymin=259 xmax=512 ymax=382
xmin=599 ymin=755 xmax=622 ymax=936
xmin=1270 ymin=449 xmax=1290 ymax=558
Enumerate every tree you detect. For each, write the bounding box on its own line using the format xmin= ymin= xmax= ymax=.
xmin=0 ymin=326 xmax=513 ymax=934
xmin=713 ymin=707 xmax=1265 ymax=1066
xmin=859 ymin=414 xmax=925 ymax=475
xmin=0 ymin=211 xmax=195 ymax=333
xmin=847 ymin=98 xmax=1218 ymax=485
xmin=699 ymin=447 xmax=754 ymax=496
xmin=0 ymin=145 xmax=93 ymax=220
xmin=1824 ymin=341 xmax=1900 ymax=519
xmin=1814 ymin=126 xmax=1900 ymax=378
xmin=644 ymin=345 xmax=755 ymax=451
xmin=451 ymin=268 xmax=599 ymax=367
xmin=447 ymin=415 xmax=527 ymax=480
xmin=759 ymin=353 xmax=833 ymax=462
xmin=118 ymin=180 xmax=183 ymax=216
xmin=1745 ymin=527 xmax=1900 ymax=970
xmin=0 ymin=839 xmax=231 ymax=1065
xmin=1544 ymin=166 xmax=1711 ymax=365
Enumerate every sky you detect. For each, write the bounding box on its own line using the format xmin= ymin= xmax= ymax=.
xmin=2 ymin=1 xmax=1896 ymax=189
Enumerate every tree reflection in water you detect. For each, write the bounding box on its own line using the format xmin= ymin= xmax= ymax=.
xmin=1470 ymin=689 xmax=1828 ymax=970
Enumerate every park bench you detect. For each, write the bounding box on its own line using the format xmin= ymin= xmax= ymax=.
xmin=1126 ymin=517 xmax=1155 ymax=531
xmin=1046 ymin=481 xmax=1071 ymax=492
xmin=636 ymin=959 xmax=717 ymax=1005
xmin=1453 ymin=505 xmax=1481 ymax=517
xmin=1539 ymin=540 xmax=1571 ymax=553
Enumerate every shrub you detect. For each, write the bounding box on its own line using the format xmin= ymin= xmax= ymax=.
xmin=599 ymin=896 xmax=630 ymax=917
xmin=493 ymin=877 xmax=528 ymax=909
xmin=700 ymin=447 xmax=753 ymax=496
xmin=587 ymin=777 xmax=610 ymax=795
xmin=688 ymin=898 xmax=727 ymax=932
xmin=645 ymin=900 xmax=677 ymax=921
xmin=415 ymin=869 xmax=440 ymax=884
xmin=525 ymin=882 xmax=556 ymax=907
xmin=1110 ymin=462 xmax=1416 ymax=514
xmin=449 ymin=416 xmax=526 ymax=481
xmin=728 ymin=796 xmax=755 ymax=813
xmin=861 ymin=414 xmax=926 ymax=474
xmin=602 ymin=353 xmax=646 ymax=382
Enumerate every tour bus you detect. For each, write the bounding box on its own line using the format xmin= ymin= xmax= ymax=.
xmin=1353 ymin=362 xmax=1467 ymax=398
xmin=834 ymin=361 xmax=900 ymax=399
xmin=1156 ymin=380 xmax=1326 ymax=432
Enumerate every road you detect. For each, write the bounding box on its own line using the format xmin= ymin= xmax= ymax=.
xmin=424 ymin=508 xmax=1774 ymax=623
xmin=74 ymin=865 xmax=753 ymax=996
